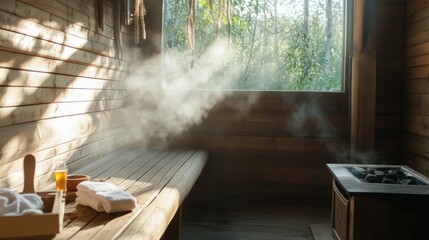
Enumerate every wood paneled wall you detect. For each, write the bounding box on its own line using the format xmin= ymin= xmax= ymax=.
xmin=0 ymin=0 xmax=130 ymax=191
xmin=402 ymin=0 xmax=429 ymax=177
xmin=173 ymin=92 xmax=350 ymax=206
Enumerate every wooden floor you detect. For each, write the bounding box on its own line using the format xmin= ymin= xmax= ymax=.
xmin=180 ymin=204 xmax=333 ymax=240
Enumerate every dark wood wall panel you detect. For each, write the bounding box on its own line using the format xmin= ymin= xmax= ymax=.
xmin=374 ymin=0 xmax=405 ymax=164
xmin=403 ymin=0 xmax=429 ymax=177
xmin=173 ymin=92 xmax=349 ymax=206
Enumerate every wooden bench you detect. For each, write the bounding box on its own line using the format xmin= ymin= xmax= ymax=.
xmin=49 ymin=148 xmax=207 ymax=240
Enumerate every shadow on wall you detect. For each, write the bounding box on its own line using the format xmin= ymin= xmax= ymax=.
xmin=0 ymin=1 xmax=123 ymax=190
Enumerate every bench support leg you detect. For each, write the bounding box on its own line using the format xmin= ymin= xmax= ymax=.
xmin=162 ymin=206 xmax=182 ymax=240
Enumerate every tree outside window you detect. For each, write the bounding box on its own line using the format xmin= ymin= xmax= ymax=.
xmin=163 ymin=0 xmax=345 ymax=91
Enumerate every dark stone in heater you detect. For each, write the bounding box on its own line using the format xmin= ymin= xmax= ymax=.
xmin=384 ymin=172 xmax=400 ymax=182
xmin=382 ymin=178 xmax=396 ymax=184
xmin=350 ymin=167 xmax=367 ymax=179
xmin=374 ymin=170 xmax=385 ymax=177
xmin=400 ymin=178 xmax=416 ymax=185
xmin=387 ymin=170 xmax=406 ymax=179
xmin=367 ymin=168 xmax=375 ymax=175
xmin=399 ymin=176 xmax=425 ymax=185
xmin=364 ymin=170 xmax=385 ymax=183
xmin=364 ymin=173 xmax=383 ymax=183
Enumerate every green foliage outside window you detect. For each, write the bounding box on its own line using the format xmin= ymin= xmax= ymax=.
xmin=163 ymin=0 xmax=344 ymax=91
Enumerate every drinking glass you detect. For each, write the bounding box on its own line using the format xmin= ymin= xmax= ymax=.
xmin=54 ymin=159 xmax=67 ymax=191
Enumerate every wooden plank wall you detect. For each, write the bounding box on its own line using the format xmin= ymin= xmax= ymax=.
xmin=402 ymin=0 xmax=429 ymax=177
xmin=0 ymin=0 xmax=130 ymax=191
xmin=173 ymin=92 xmax=350 ymax=206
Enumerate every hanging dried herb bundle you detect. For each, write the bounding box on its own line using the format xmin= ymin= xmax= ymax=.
xmin=134 ymin=0 xmax=147 ymax=44
xmin=186 ymin=0 xmax=231 ymax=52
xmin=186 ymin=0 xmax=197 ymax=66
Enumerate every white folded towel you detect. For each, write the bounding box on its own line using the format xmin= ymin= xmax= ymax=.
xmin=0 ymin=189 xmax=44 ymax=216
xmin=75 ymin=181 xmax=137 ymax=213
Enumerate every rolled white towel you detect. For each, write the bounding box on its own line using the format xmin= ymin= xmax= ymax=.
xmin=77 ymin=181 xmax=120 ymax=193
xmin=75 ymin=190 xmax=104 ymax=212
xmin=0 ymin=189 xmax=43 ymax=216
xmin=76 ymin=182 xmax=137 ymax=213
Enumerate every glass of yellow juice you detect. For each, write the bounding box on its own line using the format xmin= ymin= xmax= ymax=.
xmin=54 ymin=159 xmax=67 ymax=191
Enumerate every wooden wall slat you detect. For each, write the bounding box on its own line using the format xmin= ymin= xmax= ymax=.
xmin=174 ymin=134 xmax=347 ymax=152
xmin=222 ymin=166 xmax=332 ymax=187
xmin=0 ymin=100 xmax=123 ymax=127
xmin=405 ymin=30 xmax=429 ymax=47
xmin=189 ymin=120 xmax=348 ymax=138
xmin=206 ymin=109 xmax=348 ymax=122
xmin=210 ymin=150 xmax=333 ymax=168
xmin=404 ymin=65 xmax=429 ymax=79
xmin=404 ymin=42 xmax=429 ymax=57
xmin=215 ymin=97 xmax=349 ymax=114
xmin=0 ymin=50 xmax=122 ymax=80
xmin=403 ymin=154 xmax=429 ymax=176
xmin=404 ymin=79 xmax=429 ymax=93
xmin=403 ymin=114 xmax=429 ymax=138
xmin=0 ymin=69 xmax=121 ymax=89
xmin=404 ymin=54 xmax=429 ymax=68
xmin=403 ymin=133 xmax=429 ymax=159
xmin=0 ymin=87 xmax=121 ymax=107
xmin=403 ymin=93 xmax=429 ymax=115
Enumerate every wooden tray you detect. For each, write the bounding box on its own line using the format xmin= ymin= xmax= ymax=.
xmin=0 ymin=155 xmax=65 ymax=239
xmin=0 ymin=191 xmax=64 ymax=239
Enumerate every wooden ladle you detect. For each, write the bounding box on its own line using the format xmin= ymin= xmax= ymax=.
xmin=21 ymin=154 xmax=59 ymax=212
xmin=22 ymin=154 xmax=36 ymax=193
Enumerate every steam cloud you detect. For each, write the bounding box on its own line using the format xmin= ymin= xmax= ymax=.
xmin=117 ymin=40 xmax=377 ymax=164
xmin=119 ymin=40 xmax=242 ymax=148
xmin=283 ymin=96 xmax=380 ymax=164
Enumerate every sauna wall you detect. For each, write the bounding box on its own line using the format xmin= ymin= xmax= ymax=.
xmin=402 ymin=0 xmax=429 ymax=177
xmin=0 ymin=0 xmax=130 ymax=191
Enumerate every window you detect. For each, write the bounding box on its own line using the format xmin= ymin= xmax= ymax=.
xmin=162 ymin=0 xmax=345 ymax=91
